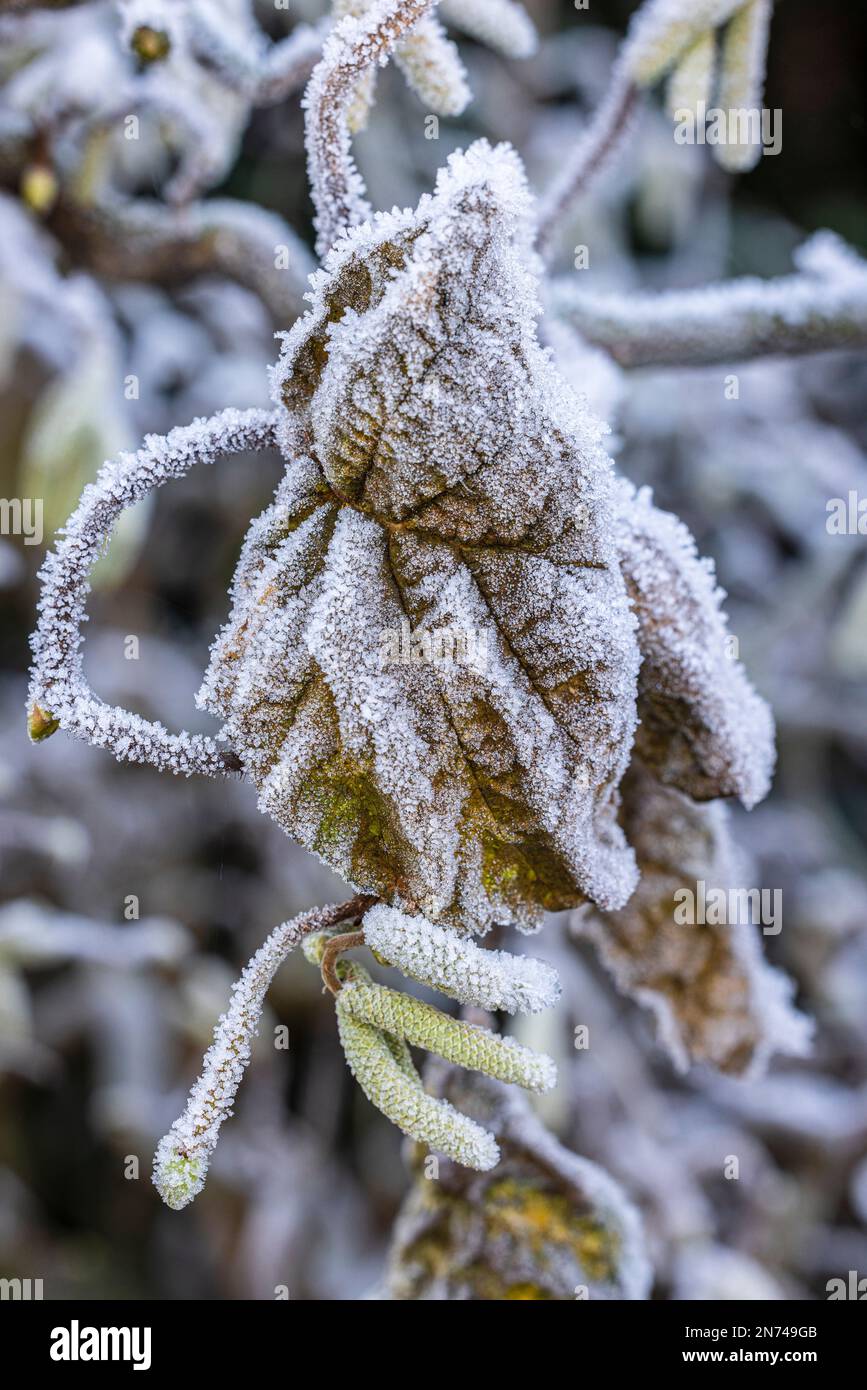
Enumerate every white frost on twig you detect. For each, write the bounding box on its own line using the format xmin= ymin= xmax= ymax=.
xmin=303 ymin=0 xmax=436 ymax=257
xmin=187 ymin=0 xmax=326 ymax=106
xmin=536 ymin=61 xmax=640 ymax=262
xmin=0 ymin=901 xmax=189 ymax=971
xmin=29 ymin=407 xmax=278 ymax=777
xmin=548 ymin=232 xmax=867 ymax=367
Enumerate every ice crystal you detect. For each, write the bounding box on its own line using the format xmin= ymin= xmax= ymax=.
xmin=363 ymin=904 xmax=560 ymax=1013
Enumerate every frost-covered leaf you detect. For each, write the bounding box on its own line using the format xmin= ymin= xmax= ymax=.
xmin=571 ymin=765 xmax=812 ymax=1077
xmin=615 ymin=480 xmax=774 ymax=809
xmin=201 ymin=141 xmax=641 ymax=934
xmin=385 ymin=1065 xmax=651 ymax=1300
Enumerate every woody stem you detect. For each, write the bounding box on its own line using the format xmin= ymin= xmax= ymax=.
xmin=321 ymin=930 xmax=367 ymax=995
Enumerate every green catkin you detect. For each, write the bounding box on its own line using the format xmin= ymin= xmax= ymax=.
xmin=338 ymin=979 xmax=557 ymax=1093
xmin=715 ymin=0 xmax=772 ymax=171
xmin=335 ymin=995 xmax=501 ymax=1170
xmin=666 ymin=29 xmax=716 ymax=119
xmin=306 ymin=935 xmax=552 ymax=1165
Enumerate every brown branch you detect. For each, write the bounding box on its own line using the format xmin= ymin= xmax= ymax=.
xmin=305 ymin=0 xmax=434 ymax=258
xmin=44 ymin=192 xmax=315 ymax=328
xmin=547 ymin=239 xmax=867 ymax=368
xmin=321 ymin=928 xmax=368 ymax=995
xmin=536 ymin=67 xmax=640 ymax=263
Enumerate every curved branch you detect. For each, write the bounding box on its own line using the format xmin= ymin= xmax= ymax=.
xmin=547 ymin=234 xmax=867 ymax=368
xmin=29 ymin=407 xmax=279 ymax=776
xmin=188 ymin=4 xmax=326 ymax=106
xmin=321 ymin=928 xmax=366 ymax=994
xmin=47 ymin=192 xmax=315 ymax=327
xmin=304 ymin=0 xmax=435 ymax=258
xmin=535 ymin=64 xmax=640 ymax=263
xmin=62 ymin=86 xmax=231 ymax=207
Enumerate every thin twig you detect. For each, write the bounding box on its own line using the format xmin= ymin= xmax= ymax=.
xmin=28 ymin=408 xmax=280 ymax=777
xmin=46 ymin=192 xmax=315 ymax=327
xmin=536 ymin=66 xmax=640 ymax=263
xmin=153 ymin=894 xmax=377 ymax=1209
xmin=305 ymin=0 xmax=435 ymax=258
xmin=321 ymin=928 xmax=367 ymax=995
xmin=547 ymin=236 xmax=867 ymax=368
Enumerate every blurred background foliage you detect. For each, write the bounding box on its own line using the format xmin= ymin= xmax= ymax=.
xmin=0 ymin=0 xmax=866 ymax=1299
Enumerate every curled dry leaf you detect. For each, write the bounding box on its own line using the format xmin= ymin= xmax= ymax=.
xmin=385 ymin=1064 xmax=651 ymax=1300
xmin=571 ymin=764 xmax=812 ymax=1077
xmin=615 ymin=481 xmax=775 ymax=810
